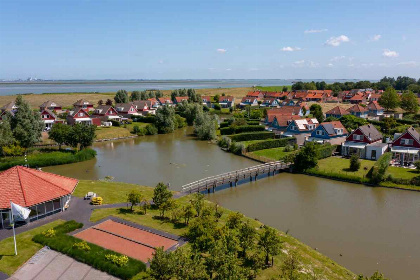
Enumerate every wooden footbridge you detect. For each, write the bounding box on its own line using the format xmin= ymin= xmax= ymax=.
xmin=181 ymin=161 xmax=290 ymax=194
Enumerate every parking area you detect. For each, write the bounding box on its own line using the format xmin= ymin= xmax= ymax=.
xmin=9 ymin=247 xmax=119 ymax=280
xmin=74 ymin=219 xmax=179 ymax=263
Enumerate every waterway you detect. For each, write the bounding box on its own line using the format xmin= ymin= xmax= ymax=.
xmin=44 ymin=128 xmax=420 ymax=279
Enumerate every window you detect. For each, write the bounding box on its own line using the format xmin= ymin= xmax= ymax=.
xmin=78 ymin=113 xmax=84 ymax=117
xmin=401 ymin=138 xmax=413 ymax=145
xmin=353 ymin=134 xmax=362 ymax=141
xmin=316 ymin=130 xmax=324 ymax=136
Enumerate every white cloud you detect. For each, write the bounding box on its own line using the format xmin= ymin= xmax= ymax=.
xmin=304 ymin=29 xmax=328 ymax=34
xmin=325 ymin=35 xmax=350 ymax=47
xmin=331 ymin=56 xmax=346 ymax=62
xmin=382 ymin=49 xmax=399 ymax=58
xmin=293 ymin=60 xmax=305 ymax=66
xmin=369 ymin=34 xmax=381 ymax=42
xmin=225 ymin=68 xmax=232 ymax=71
xmin=281 ymin=46 xmax=302 ymax=52
xmin=292 ymin=60 xmax=318 ymax=68
xmin=158 ymin=60 xmax=164 ymax=64
xmin=327 ymin=63 xmax=334 ymax=67
xmin=216 ymin=48 xmax=227 ymax=54
xmin=397 ymin=61 xmax=417 ymax=66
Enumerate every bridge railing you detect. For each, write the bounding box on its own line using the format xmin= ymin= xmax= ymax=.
xmin=181 ymin=161 xmax=288 ymax=193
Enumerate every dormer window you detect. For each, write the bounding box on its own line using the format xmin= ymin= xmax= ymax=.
xmin=401 ymin=138 xmax=413 ymax=145
xmin=353 ymin=134 xmax=363 ymax=141
xmin=316 ymin=130 xmax=324 ymax=136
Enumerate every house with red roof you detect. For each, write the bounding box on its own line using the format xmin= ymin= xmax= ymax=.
xmin=369 ymin=93 xmax=381 ymax=102
xmin=92 ymin=105 xmax=121 ymax=122
xmin=40 ymin=109 xmax=59 ymax=130
xmin=219 ymin=96 xmax=235 ymax=108
xmin=367 ymin=101 xmax=384 ymax=116
xmin=267 ymin=114 xmax=301 ymax=131
xmin=240 ymin=97 xmax=259 ymax=107
xmin=348 ymin=93 xmax=366 ymax=104
xmin=201 ymin=96 xmax=212 ymax=107
xmin=157 ymin=97 xmax=174 ymax=106
xmin=73 ymin=99 xmax=94 ymax=112
xmin=391 ymin=127 xmax=420 ymax=165
xmin=246 ymin=91 xmax=264 ymax=100
xmin=306 ymin=91 xmax=327 ymax=102
xmin=174 ymin=96 xmax=189 ymax=105
xmin=66 ymin=108 xmax=93 ymax=125
xmin=0 ymin=166 xmax=78 ymax=228
xmin=264 ymin=92 xmax=283 ymax=99
xmin=115 ymin=103 xmax=140 ymax=118
xmin=325 ymin=106 xmax=350 ymax=119
xmin=347 ymin=104 xmax=368 ymax=118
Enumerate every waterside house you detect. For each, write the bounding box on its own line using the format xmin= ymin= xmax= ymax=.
xmin=115 ymin=103 xmax=141 ymax=118
xmin=219 ymin=96 xmax=235 ymax=108
xmin=391 ymin=127 xmax=420 ymax=165
xmin=67 ymin=108 xmax=93 ymax=125
xmin=92 ymin=105 xmax=121 ymax=122
xmin=341 ymin=124 xmax=386 ymax=159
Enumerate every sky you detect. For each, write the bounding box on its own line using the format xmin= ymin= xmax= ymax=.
xmin=1 ymin=0 xmax=420 ymax=80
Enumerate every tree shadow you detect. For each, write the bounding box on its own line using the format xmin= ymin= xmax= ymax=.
xmin=117 ymin=208 xmax=135 ymax=214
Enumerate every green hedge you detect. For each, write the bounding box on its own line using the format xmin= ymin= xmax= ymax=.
xmin=318 ymin=144 xmax=338 ymax=159
xmin=229 ymin=131 xmax=275 ymax=142
xmin=0 ymin=148 xmax=97 ymax=171
xmin=247 ymin=138 xmax=296 ymax=152
xmin=32 ymin=221 xmax=146 ymax=279
xmin=220 ymin=125 xmax=265 ymax=135
xmin=220 ymin=120 xmax=260 ymax=128
xmin=132 ymin=116 xmax=156 ymax=123
xmin=305 ymin=168 xmax=369 ymax=184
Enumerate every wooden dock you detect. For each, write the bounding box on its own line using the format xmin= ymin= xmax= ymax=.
xmin=181 ymin=161 xmax=290 ymax=194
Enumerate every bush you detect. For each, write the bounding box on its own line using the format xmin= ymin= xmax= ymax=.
xmin=32 ymin=221 xmax=146 ymax=279
xmin=73 ymin=241 xmax=91 ymax=251
xmin=317 ymin=143 xmax=337 ymax=159
xmin=229 ymin=142 xmax=245 ymax=155
xmin=0 ymin=148 xmax=97 ymax=171
xmin=132 ymin=116 xmax=156 ymax=123
xmin=229 ymin=131 xmax=275 ymax=142
xmin=131 ymin=125 xmax=141 ymax=134
xmin=283 ymin=145 xmax=293 ymax=152
xmin=105 ymin=254 xmax=129 ymax=267
xmin=367 ymin=152 xmax=392 ymax=184
xmin=42 ymin=229 xmax=56 ymax=238
xmin=415 ymin=160 xmax=420 ymax=171
xmin=213 ymin=103 xmax=221 ymax=110
xmin=349 ymin=154 xmax=361 ymax=171
xmin=1 ymin=144 xmax=25 ymax=156
xmin=111 ymin=120 xmax=121 ymax=127
xmin=145 ymin=124 xmax=158 ymax=135
xmin=220 ymin=125 xmax=265 ymax=135
xmin=306 ymin=168 xmax=368 ymax=184
xmin=247 ymin=138 xmax=296 ymax=152
xmin=218 ymin=136 xmax=232 ymax=148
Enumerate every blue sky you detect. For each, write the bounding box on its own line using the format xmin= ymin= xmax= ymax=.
xmin=1 ymin=0 xmax=419 ymax=80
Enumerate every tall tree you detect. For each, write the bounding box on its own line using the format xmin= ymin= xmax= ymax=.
xmin=152 ymin=182 xmax=172 ymax=208
xmin=400 ymin=91 xmax=419 ymax=114
xmin=155 ymin=106 xmax=177 ymax=133
xmin=10 ymin=95 xmax=43 ymax=148
xmin=148 ymin=248 xmax=174 ymax=280
xmin=293 ymin=142 xmax=320 ymax=172
xmin=258 ymin=225 xmax=282 ymax=265
xmin=238 ymin=221 xmax=257 ymax=257
xmin=379 ymin=87 xmax=400 ymax=110
xmin=105 ymin=99 xmax=113 ymax=106
xmin=67 ymin=123 xmax=96 ymax=150
xmin=395 ymin=76 xmax=416 ymax=90
xmin=309 ymin=104 xmax=324 ymax=123
xmin=114 ymin=89 xmax=129 ymax=103
xmin=0 ymin=117 xmax=14 ymax=148
xmin=127 ymin=190 xmax=143 ymax=211
xmin=130 ymin=90 xmax=141 ymax=102
xmin=48 ymin=123 xmax=71 ymax=149
xmin=282 ymin=86 xmax=288 ymax=92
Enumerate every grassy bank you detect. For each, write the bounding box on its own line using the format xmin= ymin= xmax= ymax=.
xmin=73 ymin=180 xmax=157 ymax=204
xmin=0 ymin=149 xmax=96 ymax=171
xmin=91 ymin=195 xmax=355 ymax=279
xmin=251 ymin=147 xmax=295 ymax=160
xmin=0 ymin=220 xmax=65 ymax=276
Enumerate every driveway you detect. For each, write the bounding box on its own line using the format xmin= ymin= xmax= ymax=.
xmin=9 ymin=247 xmax=119 ymax=280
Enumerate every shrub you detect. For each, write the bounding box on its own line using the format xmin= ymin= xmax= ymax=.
xmin=229 ymin=131 xmax=275 ymax=142
xmin=247 ymin=138 xmax=296 ymax=152
xmin=42 ymin=229 xmax=56 ymax=238
xmin=133 ymin=116 xmax=156 ymax=123
xmin=317 ymin=143 xmax=337 ymax=159
xmin=229 ymin=142 xmax=245 ymax=155
xmin=145 ymin=124 xmax=158 ymax=135
xmin=415 ymin=160 xmax=420 ymax=171
xmin=220 ymin=125 xmax=265 ymax=135
xmin=213 ymin=103 xmax=221 ymax=110
xmin=2 ymin=144 xmax=25 ymax=156
xmin=367 ymin=152 xmax=392 ymax=184
xmin=218 ymin=136 xmax=232 ymax=148
xmin=349 ymin=154 xmax=361 ymax=171
xmin=105 ymin=254 xmax=129 ymax=267
xmin=283 ymin=145 xmax=293 ymax=152
xmin=32 ymin=221 xmax=146 ymax=279
xmin=132 ymin=125 xmax=141 ymax=134
xmin=111 ymin=120 xmax=120 ymax=127
xmin=73 ymin=241 xmax=91 ymax=251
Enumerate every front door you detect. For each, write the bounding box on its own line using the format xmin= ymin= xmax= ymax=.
xmin=371 ymin=150 xmax=377 ymax=160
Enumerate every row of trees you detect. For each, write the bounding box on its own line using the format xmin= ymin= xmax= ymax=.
xmin=113 ymin=89 xmax=164 ymax=104
xmin=0 ymin=96 xmax=44 ymax=155
xmin=291 ymin=76 xmax=420 ymax=93
xmin=171 ymin=88 xmax=202 ymax=103
xmin=49 ymin=123 xmax=96 ymax=150
xmin=378 ymin=86 xmax=419 ymax=113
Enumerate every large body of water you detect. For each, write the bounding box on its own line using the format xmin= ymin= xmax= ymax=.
xmin=0 ymin=79 xmax=361 ymax=95
xmin=44 ymin=128 xmax=420 ymax=279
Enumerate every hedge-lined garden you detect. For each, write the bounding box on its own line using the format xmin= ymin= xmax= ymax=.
xmin=228 ymin=131 xmax=275 ymax=142
xmin=247 ymin=138 xmax=296 ymax=152
xmin=0 ymin=148 xmax=96 ymax=171
xmin=32 ymin=221 xmax=146 ymax=280
xmin=220 ymin=125 xmax=265 ymax=135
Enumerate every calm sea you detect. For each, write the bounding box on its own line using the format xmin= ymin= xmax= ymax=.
xmin=0 ymin=79 xmax=361 ymax=96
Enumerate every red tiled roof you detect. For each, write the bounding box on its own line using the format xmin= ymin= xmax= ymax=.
xmin=326 ymin=106 xmax=350 ymax=115
xmin=0 ymin=166 xmax=78 ymax=209
xmin=367 ymin=101 xmax=383 ymax=110
xmin=271 ymin=114 xmax=301 ymax=126
xmin=246 ymin=91 xmax=263 ymax=97
xmin=175 ymin=96 xmax=189 ymax=102
xmin=267 ymin=106 xmax=301 ymax=116
xmin=347 ymin=104 xmax=368 ymax=113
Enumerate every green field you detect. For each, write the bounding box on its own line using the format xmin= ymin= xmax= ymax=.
xmin=0 ymin=220 xmax=65 ymax=276
xmin=73 ymin=180 xmax=158 ymax=204
xmin=251 ymin=147 xmax=295 ymax=160
xmin=255 ymin=85 xmax=292 ymax=92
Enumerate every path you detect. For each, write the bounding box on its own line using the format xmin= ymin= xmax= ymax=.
xmin=9 ymin=247 xmax=119 ymax=280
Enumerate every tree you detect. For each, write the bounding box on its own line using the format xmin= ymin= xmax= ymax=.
xmin=10 ymin=96 xmax=43 ymax=148
xmin=67 ymin=123 xmax=96 ymax=150
xmin=206 ymin=240 xmax=247 ymax=279
xmin=190 ymin=193 xmax=205 ymax=217
xmin=339 ymin=115 xmax=367 ymax=131
xmin=226 ymin=212 xmax=243 ymax=229
xmin=141 ymin=197 xmax=150 ymax=214
xmin=49 ymin=123 xmax=71 ymax=149
xmin=194 ymin=112 xmax=218 ymax=140
xmin=238 ymin=221 xmax=257 ymax=257
xmin=171 ymin=247 xmax=208 ymax=280
xmin=379 ymin=87 xmax=400 ymax=111
xmin=155 ymin=106 xmax=177 ymax=134
xmin=0 ymin=117 xmax=14 ymax=148
xmin=395 ymin=76 xmax=416 ymax=90
xmin=309 ymin=104 xmax=324 ymax=123
xmin=358 ymin=271 xmax=389 ymax=280
xmin=152 ymin=182 xmax=172 ymax=208
xmin=258 ymin=225 xmax=282 ymax=266
xmin=159 ymin=198 xmax=175 ymax=218
xmin=214 ymin=94 xmax=220 ymax=103
xmin=148 ymin=247 xmax=174 ymax=280
xmin=183 ymin=204 xmax=195 ymax=225
xmin=349 ymin=154 xmax=361 ymax=171
xmin=293 ymin=142 xmax=320 ymax=172
xmin=105 ymin=99 xmax=113 ymax=106
xmin=97 ymin=99 xmax=104 ymax=105
xmin=282 ymin=86 xmax=288 ymax=92
xmin=250 ymin=109 xmax=263 ymax=119
xmin=381 ymin=117 xmax=397 ymax=134
xmin=187 ymin=215 xmax=217 ymax=252
xmin=114 ymin=89 xmax=129 ymax=104
xmin=130 ymin=90 xmax=141 ymax=102
xmin=400 ymin=91 xmax=419 ymax=114
xmin=281 ymin=251 xmax=301 ymax=280
xmin=291 ymin=82 xmax=304 ymax=91
xmin=127 ymin=190 xmax=142 ymax=211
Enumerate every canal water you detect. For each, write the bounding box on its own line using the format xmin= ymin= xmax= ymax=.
xmin=44 ymin=128 xmax=420 ymax=279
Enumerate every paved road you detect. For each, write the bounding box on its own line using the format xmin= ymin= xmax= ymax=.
xmin=9 ymin=247 xmax=119 ymax=280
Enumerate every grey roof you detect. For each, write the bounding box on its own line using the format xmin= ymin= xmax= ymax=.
xmin=1 ymin=102 xmax=17 ymax=112
xmin=359 ymin=124 xmax=382 ymax=141
xmin=73 ymin=99 xmax=92 ymax=106
xmin=133 ymin=100 xmax=151 ymax=108
xmin=40 ymin=100 xmax=61 ymax=108
xmin=115 ymin=103 xmax=135 ymax=112
xmin=407 ymin=126 xmax=420 ymax=141
xmin=322 ymin=123 xmax=336 ymax=135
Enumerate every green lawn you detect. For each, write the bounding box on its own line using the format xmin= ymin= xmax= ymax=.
xmin=73 ymin=180 xmax=157 ymax=204
xmin=125 ymin=122 xmax=149 ymax=132
xmin=95 ymin=126 xmax=133 ymax=140
xmin=91 ymin=195 xmax=354 ymax=280
xmin=316 ymin=157 xmax=420 ymax=181
xmin=0 ymin=220 xmax=65 ymax=276
xmin=255 ymin=85 xmax=292 ymax=91
xmin=251 ymin=147 xmax=295 ymax=160
xmin=239 ymin=139 xmax=266 ymax=147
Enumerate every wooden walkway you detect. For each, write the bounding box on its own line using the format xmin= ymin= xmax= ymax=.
xmin=181 ymin=161 xmax=290 ymax=194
